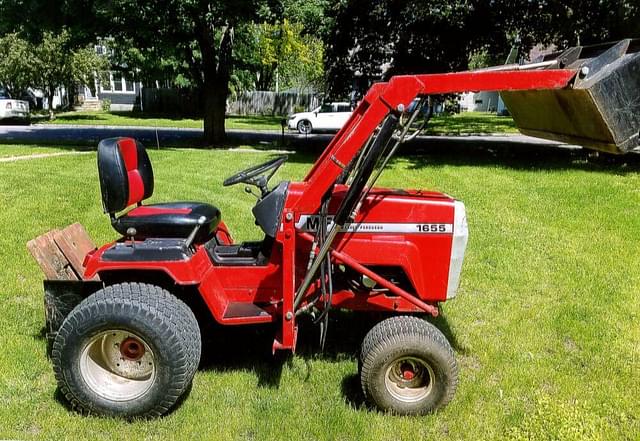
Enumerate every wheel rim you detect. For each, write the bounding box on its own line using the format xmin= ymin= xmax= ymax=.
xmin=384 ymin=356 xmax=434 ymax=403
xmin=298 ymin=121 xmax=311 ymax=134
xmin=80 ymin=330 xmax=156 ymax=402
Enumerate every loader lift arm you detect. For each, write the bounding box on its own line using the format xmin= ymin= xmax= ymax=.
xmin=297 ymin=69 xmax=577 ymax=215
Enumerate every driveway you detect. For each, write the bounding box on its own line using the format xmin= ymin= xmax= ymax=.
xmin=0 ymin=123 xmax=581 ymax=153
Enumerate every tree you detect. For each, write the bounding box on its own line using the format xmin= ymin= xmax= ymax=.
xmin=0 ymin=1 xmax=104 ymax=47
xmin=324 ymin=0 xmax=640 ymax=97
xmin=279 ymin=32 xmax=324 ymax=94
xmin=0 ymin=33 xmax=36 ymax=97
xmin=33 ymin=31 xmax=108 ymax=118
xmin=0 ymin=1 xmax=109 ymax=113
xmin=95 ymin=0 xmax=281 ymax=144
xmin=235 ymin=20 xmax=324 ymax=93
xmin=0 ymin=30 xmax=107 ymax=117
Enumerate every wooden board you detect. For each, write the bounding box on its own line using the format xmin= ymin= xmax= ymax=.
xmin=27 ymin=223 xmax=99 ymax=281
xmin=53 ymin=223 xmax=97 ymax=279
xmin=27 ymin=230 xmax=78 ymax=280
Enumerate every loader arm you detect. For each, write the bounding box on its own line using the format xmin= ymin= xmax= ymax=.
xmin=297 ymin=69 xmax=577 ymax=214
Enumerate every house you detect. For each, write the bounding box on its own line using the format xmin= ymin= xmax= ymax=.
xmin=76 ymin=72 xmax=143 ymax=112
xmin=74 ymin=42 xmax=143 ymax=112
xmin=458 ymin=91 xmax=508 ymax=114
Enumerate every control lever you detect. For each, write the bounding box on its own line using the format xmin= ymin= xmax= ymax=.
xmin=244 ymin=186 xmax=261 ymax=199
xmin=185 ymin=216 xmax=207 ymax=249
xmin=126 ymin=227 xmax=137 ymax=248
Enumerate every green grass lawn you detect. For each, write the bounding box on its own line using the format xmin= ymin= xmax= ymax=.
xmin=426 ymin=111 xmax=518 ymax=135
xmin=0 ymin=146 xmax=638 ymax=440
xmin=41 ymin=111 xmax=283 ymax=131
xmin=39 ymin=110 xmax=517 ymax=135
xmin=0 ymin=144 xmax=71 ymax=158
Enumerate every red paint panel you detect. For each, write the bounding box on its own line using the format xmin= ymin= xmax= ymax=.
xmin=118 ymin=138 xmax=138 ymax=171
xmin=411 ymin=69 xmax=575 ymax=95
xmin=126 ymin=170 xmax=144 ymax=206
xmin=83 ymin=243 xmax=212 ymax=283
xmin=127 ymin=206 xmax=192 ymax=217
xmin=215 ymin=221 xmax=234 ymax=244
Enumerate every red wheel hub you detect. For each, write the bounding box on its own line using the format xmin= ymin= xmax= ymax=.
xmin=401 ymin=362 xmax=415 ymax=380
xmin=120 ymin=337 xmax=145 ymax=361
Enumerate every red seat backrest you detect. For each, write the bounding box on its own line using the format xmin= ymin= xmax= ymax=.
xmin=97 ymin=137 xmax=154 ymax=214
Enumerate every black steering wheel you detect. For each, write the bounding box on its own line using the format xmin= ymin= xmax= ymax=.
xmin=223 ymin=155 xmax=288 ymax=195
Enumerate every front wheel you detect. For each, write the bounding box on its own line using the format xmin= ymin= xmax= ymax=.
xmin=51 ymin=282 xmax=201 ymax=418
xmin=297 ymin=119 xmax=312 ymax=134
xmin=360 ymin=316 xmax=458 ymax=415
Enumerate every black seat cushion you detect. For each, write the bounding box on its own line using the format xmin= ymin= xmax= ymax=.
xmin=113 ymin=202 xmax=221 ymax=242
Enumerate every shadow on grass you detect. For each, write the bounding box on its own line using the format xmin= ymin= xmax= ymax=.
xmin=197 ymin=309 xmax=466 ymax=409
xmin=279 ymin=137 xmax=640 ymax=174
xmin=341 ymin=373 xmax=367 ymax=410
xmin=52 ymin=114 xmax=111 ymax=123
xmin=227 ymin=115 xmax=283 ymax=127
xmin=0 ymin=118 xmax=31 ymax=126
xmin=111 ymin=111 xmax=200 ymax=122
xmin=50 ymin=111 xmax=200 ymax=123
xmin=52 ymin=382 xmax=195 ymax=420
xmin=51 ymin=111 xmax=281 ymax=125
xmin=388 ymin=143 xmax=640 ymax=175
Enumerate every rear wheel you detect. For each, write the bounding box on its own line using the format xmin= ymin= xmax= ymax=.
xmin=51 ymin=282 xmax=201 ymax=418
xmin=360 ymin=316 xmax=458 ymax=415
xmin=297 ymin=119 xmax=312 ymax=134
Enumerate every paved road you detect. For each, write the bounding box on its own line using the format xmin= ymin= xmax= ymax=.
xmin=0 ymin=123 xmax=581 ymax=153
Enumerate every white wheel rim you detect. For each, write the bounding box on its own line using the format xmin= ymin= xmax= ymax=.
xmin=80 ymin=330 xmax=156 ymax=402
xmin=384 ymin=356 xmax=434 ymax=403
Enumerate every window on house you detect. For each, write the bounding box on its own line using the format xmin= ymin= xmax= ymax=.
xmin=113 ymin=77 xmax=123 ymax=92
xmin=125 ymin=79 xmax=135 ymax=92
xmin=101 ymin=73 xmax=112 ymax=92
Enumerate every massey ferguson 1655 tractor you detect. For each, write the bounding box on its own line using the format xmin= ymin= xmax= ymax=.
xmin=29 ymin=39 xmax=640 ymax=418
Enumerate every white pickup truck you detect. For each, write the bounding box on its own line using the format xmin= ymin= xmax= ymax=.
xmin=0 ymin=89 xmax=30 ymax=122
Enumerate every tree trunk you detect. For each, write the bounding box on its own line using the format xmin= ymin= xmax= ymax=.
xmin=47 ymin=87 xmax=55 ymax=120
xmin=200 ymin=25 xmax=234 ymax=146
xmin=203 ymin=78 xmax=227 ymax=145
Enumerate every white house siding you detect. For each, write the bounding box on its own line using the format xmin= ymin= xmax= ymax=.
xmin=459 ymin=91 xmax=500 ymax=112
xmin=96 ymin=72 xmax=142 ymax=111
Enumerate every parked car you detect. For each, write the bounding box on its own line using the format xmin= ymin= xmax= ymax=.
xmin=288 ymin=102 xmax=352 ymax=134
xmin=0 ymin=89 xmax=30 ymax=123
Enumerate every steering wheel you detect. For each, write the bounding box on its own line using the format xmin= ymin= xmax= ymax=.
xmin=223 ymin=155 xmax=288 ymax=195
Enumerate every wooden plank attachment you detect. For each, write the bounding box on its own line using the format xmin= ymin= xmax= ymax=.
xmin=53 ymin=223 xmax=97 ymax=279
xmin=27 ymin=223 xmax=98 ymax=281
xmin=27 ymin=230 xmax=78 ymax=280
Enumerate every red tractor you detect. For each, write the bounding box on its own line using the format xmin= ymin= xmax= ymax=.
xmin=30 ymin=40 xmax=640 ymax=418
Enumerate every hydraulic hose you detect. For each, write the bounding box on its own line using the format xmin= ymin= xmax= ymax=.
xmin=293 ymin=114 xmax=399 ymax=310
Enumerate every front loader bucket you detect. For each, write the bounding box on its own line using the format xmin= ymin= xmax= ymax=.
xmin=500 ymin=39 xmax=640 ymax=154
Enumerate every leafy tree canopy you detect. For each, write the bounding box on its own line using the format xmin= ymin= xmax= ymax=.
xmin=233 ymin=20 xmax=324 ymax=94
xmin=0 ymin=30 xmax=108 ymax=117
xmin=325 ymin=0 xmax=640 ymax=97
xmin=0 ymin=33 xmax=34 ymax=96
